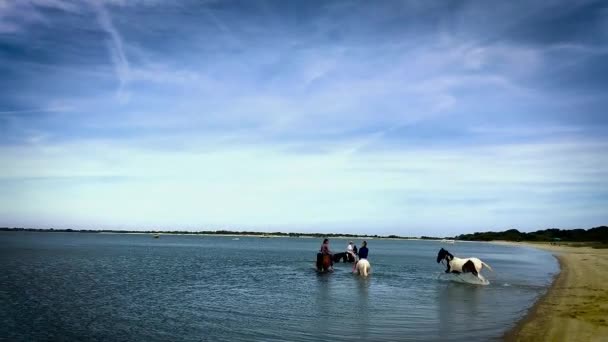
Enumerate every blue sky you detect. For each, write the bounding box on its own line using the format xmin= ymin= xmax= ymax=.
xmin=1 ymin=0 xmax=607 ymax=236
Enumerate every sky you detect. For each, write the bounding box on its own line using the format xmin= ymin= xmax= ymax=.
xmin=1 ymin=0 xmax=607 ymax=236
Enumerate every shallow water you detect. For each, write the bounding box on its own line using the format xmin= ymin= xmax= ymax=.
xmin=0 ymin=232 xmax=558 ymax=341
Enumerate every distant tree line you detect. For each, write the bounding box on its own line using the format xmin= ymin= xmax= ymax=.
xmin=4 ymin=226 xmax=605 ymax=242
xmin=0 ymin=227 xmax=420 ymax=239
xmin=457 ymin=226 xmax=608 ymax=242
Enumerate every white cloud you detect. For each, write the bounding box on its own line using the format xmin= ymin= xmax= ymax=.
xmin=1 ymin=136 xmax=606 ymax=234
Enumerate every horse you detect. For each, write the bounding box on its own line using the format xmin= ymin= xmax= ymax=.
xmin=436 ymin=248 xmax=493 ymax=280
xmin=316 ymin=253 xmax=333 ymax=272
xmin=354 ymin=259 xmax=371 ymax=277
xmin=332 ymin=252 xmax=357 ymax=263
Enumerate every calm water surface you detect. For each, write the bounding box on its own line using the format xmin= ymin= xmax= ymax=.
xmin=1 ymin=232 xmax=558 ymax=341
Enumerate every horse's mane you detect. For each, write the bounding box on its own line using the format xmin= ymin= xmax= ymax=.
xmin=439 ymin=248 xmax=454 ymax=261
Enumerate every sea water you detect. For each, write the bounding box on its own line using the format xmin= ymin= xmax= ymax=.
xmin=0 ymin=232 xmax=558 ymax=341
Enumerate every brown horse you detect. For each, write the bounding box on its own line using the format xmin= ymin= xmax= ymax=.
xmin=316 ymin=253 xmax=333 ymax=272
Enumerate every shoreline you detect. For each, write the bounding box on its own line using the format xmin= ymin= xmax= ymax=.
xmin=495 ymin=241 xmax=608 ymax=341
xmin=503 ymin=253 xmax=564 ymax=341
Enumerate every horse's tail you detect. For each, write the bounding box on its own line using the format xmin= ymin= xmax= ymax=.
xmin=358 ymin=259 xmax=370 ymax=277
xmin=361 ymin=263 xmax=369 ymax=277
xmin=481 ymin=261 xmax=493 ymax=272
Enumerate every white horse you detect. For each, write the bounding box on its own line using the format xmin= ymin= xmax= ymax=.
xmin=436 ymin=248 xmax=492 ymax=280
xmin=354 ymin=259 xmax=371 ymax=277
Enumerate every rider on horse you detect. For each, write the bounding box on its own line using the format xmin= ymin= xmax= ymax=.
xmin=317 ymin=238 xmax=334 ymax=272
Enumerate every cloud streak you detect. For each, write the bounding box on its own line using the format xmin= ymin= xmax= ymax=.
xmin=89 ymin=1 xmax=130 ymax=98
xmin=0 ymin=106 xmax=71 ymax=115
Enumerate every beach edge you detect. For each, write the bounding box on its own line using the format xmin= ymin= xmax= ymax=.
xmin=493 ymin=241 xmax=608 ymax=341
xmin=502 ymin=251 xmax=563 ymax=341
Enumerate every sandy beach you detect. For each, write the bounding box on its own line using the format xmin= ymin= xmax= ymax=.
xmin=497 ymin=242 xmax=608 ymax=341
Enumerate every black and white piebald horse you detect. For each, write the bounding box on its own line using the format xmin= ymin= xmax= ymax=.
xmin=332 ymin=252 xmax=357 ymax=263
xmin=436 ymin=248 xmax=493 ymax=280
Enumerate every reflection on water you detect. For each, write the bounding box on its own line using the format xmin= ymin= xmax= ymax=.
xmin=0 ymin=233 xmax=558 ymax=341
xmin=438 ymin=283 xmax=484 ymax=340
xmin=314 ymin=274 xmax=332 ymax=333
xmin=355 ymin=277 xmax=371 ymax=340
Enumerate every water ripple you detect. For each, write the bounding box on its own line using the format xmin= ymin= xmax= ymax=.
xmin=1 ymin=233 xmax=558 ymax=341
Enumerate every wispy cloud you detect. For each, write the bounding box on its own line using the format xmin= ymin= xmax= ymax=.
xmin=89 ymin=1 xmax=130 ymax=99
xmin=0 ymin=105 xmax=72 ymax=115
xmin=0 ymin=0 xmax=79 ymax=33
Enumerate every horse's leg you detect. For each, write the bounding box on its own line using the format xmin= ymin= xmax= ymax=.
xmin=462 ymin=260 xmax=477 ymax=276
xmin=472 ymin=265 xmax=481 ymax=279
xmin=316 ymin=253 xmax=323 ymax=271
xmin=461 ymin=260 xmax=483 ymax=279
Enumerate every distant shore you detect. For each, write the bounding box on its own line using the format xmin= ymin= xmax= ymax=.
xmin=0 ymin=228 xmax=436 ymax=241
xmin=495 ymin=241 xmax=608 ymax=341
xmin=98 ymin=232 xmax=417 ymax=240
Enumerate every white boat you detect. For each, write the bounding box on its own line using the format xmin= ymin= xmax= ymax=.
xmin=440 ymin=239 xmax=455 ymax=244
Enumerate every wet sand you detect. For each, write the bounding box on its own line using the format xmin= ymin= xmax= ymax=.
xmin=497 ymin=242 xmax=608 ymax=341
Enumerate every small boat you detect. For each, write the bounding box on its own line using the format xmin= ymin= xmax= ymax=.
xmin=232 ymin=238 xmax=240 ymax=241
xmin=153 ymin=234 xmax=160 ymax=239
xmin=440 ymin=239 xmax=455 ymax=244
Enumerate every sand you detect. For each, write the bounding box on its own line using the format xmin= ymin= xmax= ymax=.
xmin=496 ymin=242 xmax=608 ymax=341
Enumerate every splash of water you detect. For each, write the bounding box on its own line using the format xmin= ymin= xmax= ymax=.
xmin=437 ymin=272 xmax=490 ymax=285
